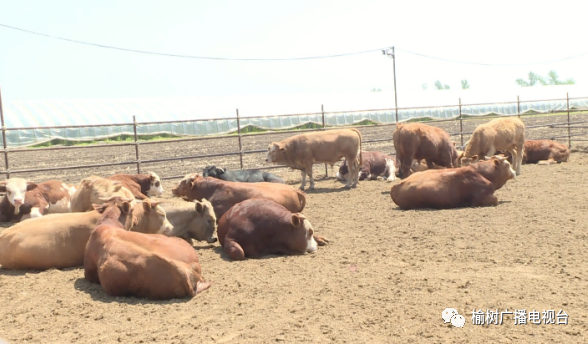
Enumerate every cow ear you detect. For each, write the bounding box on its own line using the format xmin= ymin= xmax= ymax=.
xmin=195 ymin=201 xmax=204 ymax=214
xmin=471 ymin=155 xmax=478 ymax=160
xmin=278 ymin=143 xmax=286 ymax=151
xmin=26 ymin=182 xmax=38 ymax=191
xmin=92 ymin=203 xmax=108 ymax=214
xmin=218 ymin=168 xmax=225 ymax=174
xmin=149 ymin=200 xmax=162 ymax=208
xmin=493 ymin=158 xmax=501 ymax=166
xmin=291 ymin=214 xmax=305 ymax=227
xmin=0 ymin=181 xmax=6 ymax=192
xmin=122 ymin=201 xmax=132 ymax=214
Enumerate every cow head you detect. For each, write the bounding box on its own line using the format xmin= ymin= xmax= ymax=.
xmin=291 ymin=213 xmax=317 ymax=253
xmin=132 ymin=199 xmax=174 ymax=235
xmin=492 ymin=155 xmax=516 ymax=181
xmin=93 ymin=196 xmax=136 ymax=230
xmin=146 ymin=172 xmax=164 ymax=197
xmin=191 ymin=198 xmax=218 ymax=243
xmin=0 ymin=178 xmax=38 ymax=215
xmin=266 ymin=142 xmax=286 ymax=164
xmin=460 ymin=154 xmax=481 ymax=166
xmin=202 ymin=166 xmax=225 ymax=179
xmin=336 ymin=159 xmax=349 ymax=181
xmin=172 ymin=173 xmax=199 ymax=199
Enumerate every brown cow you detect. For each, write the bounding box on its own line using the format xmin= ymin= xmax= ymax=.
xmin=171 ymin=174 xmax=306 ymax=218
xmin=502 ymin=139 xmax=569 ymax=165
xmin=0 ymin=197 xmax=172 ymax=270
xmin=460 ymin=117 xmax=525 ymax=175
xmin=390 ymin=156 xmax=516 ymax=210
xmin=217 ymin=199 xmax=328 ymax=260
xmin=392 ymin=123 xmax=459 ymax=179
xmin=107 ymin=172 xmax=164 ymax=199
xmin=265 ymin=128 xmax=362 ymax=190
xmin=71 ymin=176 xmax=136 ymax=212
xmin=84 ymin=205 xmax=211 ymax=299
xmin=0 ymin=178 xmax=76 ymax=222
xmin=337 ymin=151 xmax=396 ymax=182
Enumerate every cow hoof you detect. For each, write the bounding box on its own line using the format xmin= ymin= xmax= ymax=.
xmin=299 ymin=186 xmax=305 ymax=191
xmin=314 ymin=235 xmax=329 ymax=246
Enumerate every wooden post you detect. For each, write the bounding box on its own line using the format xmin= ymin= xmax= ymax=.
xmin=567 ymin=92 xmax=571 ymax=148
xmin=459 ymin=98 xmax=464 ymax=147
xmin=133 ymin=115 xmax=141 ymax=174
xmin=236 ymin=109 xmax=244 ymax=169
xmin=0 ymin=85 xmax=10 ymax=178
xmin=322 ymin=104 xmax=328 ymax=177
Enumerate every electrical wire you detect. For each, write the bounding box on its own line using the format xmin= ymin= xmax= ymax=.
xmin=0 ymin=23 xmax=387 ymax=61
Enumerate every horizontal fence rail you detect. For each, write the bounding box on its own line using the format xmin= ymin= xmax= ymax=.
xmin=0 ymin=93 xmax=587 ymax=180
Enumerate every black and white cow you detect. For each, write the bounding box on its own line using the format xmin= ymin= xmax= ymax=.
xmin=202 ymin=166 xmax=285 ymax=184
xmin=337 ymin=151 xmax=396 ymax=182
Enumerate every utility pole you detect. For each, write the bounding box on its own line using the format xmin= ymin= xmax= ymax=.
xmin=382 ymin=47 xmax=398 ymax=123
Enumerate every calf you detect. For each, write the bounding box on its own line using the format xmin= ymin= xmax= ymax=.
xmin=217 ymin=199 xmax=328 ymax=260
xmin=0 ymin=178 xmax=76 ymax=222
xmin=172 ymin=173 xmax=306 ymax=219
xmin=460 ymin=117 xmax=525 ymax=175
xmin=337 ymin=151 xmax=396 ymax=182
xmin=71 ymin=176 xmax=136 ymax=212
xmin=0 ymin=197 xmax=172 ymax=270
xmin=390 ymin=156 xmax=516 ymax=210
xmin=266 ymin=128 xmax=362 ymax=190
xmin=502 ymin=139 xmax=569 ymax=165
xmin=202 ymin=165 xmax=284 ymax=184
xmin=393 ymin=123 xmax=459 ymax=179
xmin=84 ymin=204 xmax=211 ymax=299
xmin=151 ymin=197 xmax=218 ymax=244
xmin=107 ymin=172 xmax=164 ymax=199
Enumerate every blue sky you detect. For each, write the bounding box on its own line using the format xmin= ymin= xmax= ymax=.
xmin=1 ymin=0 xmax=587 ymax=105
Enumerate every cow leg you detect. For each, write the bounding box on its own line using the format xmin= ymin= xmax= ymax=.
xmin=313 ymin=235 xmax=329 ymax=246
xmin=401 ymin=155 xmax=413 ymax=178
xmin=515 ymin=143 xmax=524 ymax=175
xmin=485 ymin=146 xmax=497 ymax=159
xmin=224 ymin=240 xmax=245 ymax=260
xmin=471 ymin=188 xmax=498 ymax=207
xmin=345 ymin=157 xmax=357 ymax=188
xmin=299 ymin=170 xmax=307 ymax=190
xmin=305 ymin=163 xmax=316 ymax=190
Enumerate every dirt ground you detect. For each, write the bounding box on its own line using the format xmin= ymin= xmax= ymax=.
xmin=0 ymin=115 xmax=588 ymax=343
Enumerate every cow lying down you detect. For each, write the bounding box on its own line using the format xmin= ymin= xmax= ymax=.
xmin=203 ymin=165 xmax=284 ymax=184
xmin=0 ymin=197 xmax=172 ymax=270
xmin=502 ymin=139 xmax=569 ymax=165
xmin=71 ymin=176 xmax=136 ymax=212
xmin=0 ymin=178 xmax=76 ymax=222
xmin=172 ymin=173 xmax=306 ymax=219
xmin=337 ymin=151 xmax=396 ymax=182
xmin=107 ymin=171 xmax=164 ymax=199
xmin=218 ymin=199 xmax=328 ymax=260
xmin=84 ymin=200 xmax=211 ymax=300
xmin=151 ymin=197 xmax=218 ymax=244
xmin=390 ymin=156 xmax=516 ymax=210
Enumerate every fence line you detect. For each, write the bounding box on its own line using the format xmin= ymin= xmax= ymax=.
xmin=0 ymin=94 xmax=587 ymax=179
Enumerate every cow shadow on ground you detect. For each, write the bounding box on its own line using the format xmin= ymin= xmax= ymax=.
xmin=73 ymin=278 xmax=192 ymax=305
xmin=0 ymin=268 xmax=42 ymax=277
xmin=212 ymin=246 xmax=299 ymax=262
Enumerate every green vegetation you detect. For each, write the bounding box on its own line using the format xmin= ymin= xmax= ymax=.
xmin=370 ymin=88 xmax=382 ymax=92
xmin=516 ymin=70 xmax=575 ymax=87
xmin=461 ymin=80 xmax=470 ymax=89
xmin=434 ymin=80 xmax=450 ymax=90
xmin=29 ymin=133 xmax=181 ymax=148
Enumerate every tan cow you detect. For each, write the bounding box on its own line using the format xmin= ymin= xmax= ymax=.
xmin=107 ymin=172 xmax=164 ymax=199
xmin=460 ymin=117 xmax=525 ymax=175
xmin=0 ymin=197 xmax=172 ymax=270
xmin=70 ymin=176 xmax=136 ymax=212
xmin=266 ymin=128 xmax=362 ymax=190
xmin=151 ymin=197 xmax=218 ymax=244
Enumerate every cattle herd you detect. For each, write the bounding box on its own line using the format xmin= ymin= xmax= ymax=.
xmin=0 ymin=116 xmax=571 ymax=301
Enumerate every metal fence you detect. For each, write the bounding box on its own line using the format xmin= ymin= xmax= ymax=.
xmin=0 ymin=92 xmax=587 ymax=181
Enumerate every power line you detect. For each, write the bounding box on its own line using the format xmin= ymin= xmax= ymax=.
xmin=0 ymin=23 xmax=387 ymax=61
xmin=396 ymin=47 xmax=588 ymax=66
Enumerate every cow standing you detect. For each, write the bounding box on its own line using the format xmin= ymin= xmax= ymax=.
xmin=392 ymin=123 xmax=459 ymax=179
xmin=266 ymin=128 xmax=362 ymax=190
xmin=390 ymin=156 xmax=516 ymax=210
xmin=460 ymin=117 xmax=525 ymax=175
xmin=0 ymin=178 xmax=76 ymax=222
xmin=217 ymin=199 xmax=328 ymax=260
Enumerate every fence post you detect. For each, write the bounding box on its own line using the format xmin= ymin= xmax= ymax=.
xmin=517 ymin=95 xmax=520 ymax=117
xmin=132 ymin=115 xmax=141 ymax=174
xmin=0 ymin=85 xmax=10 ymax=179
xmin=236 ymin=109 xmax=244 ymax=169
xmin=567 ymin=92 xmax=571 ymax=148
xmin=459 ymin=98 xmax=463 ymax=147
xmin=322 ymin=104 xmax=328 ymax=177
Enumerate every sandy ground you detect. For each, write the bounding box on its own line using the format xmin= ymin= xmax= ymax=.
xmin=1 ymin=148 xmax=588 ymax=343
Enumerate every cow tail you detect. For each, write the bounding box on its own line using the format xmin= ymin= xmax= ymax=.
xmin=351 ymin=128 xmax=362 ymax=167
